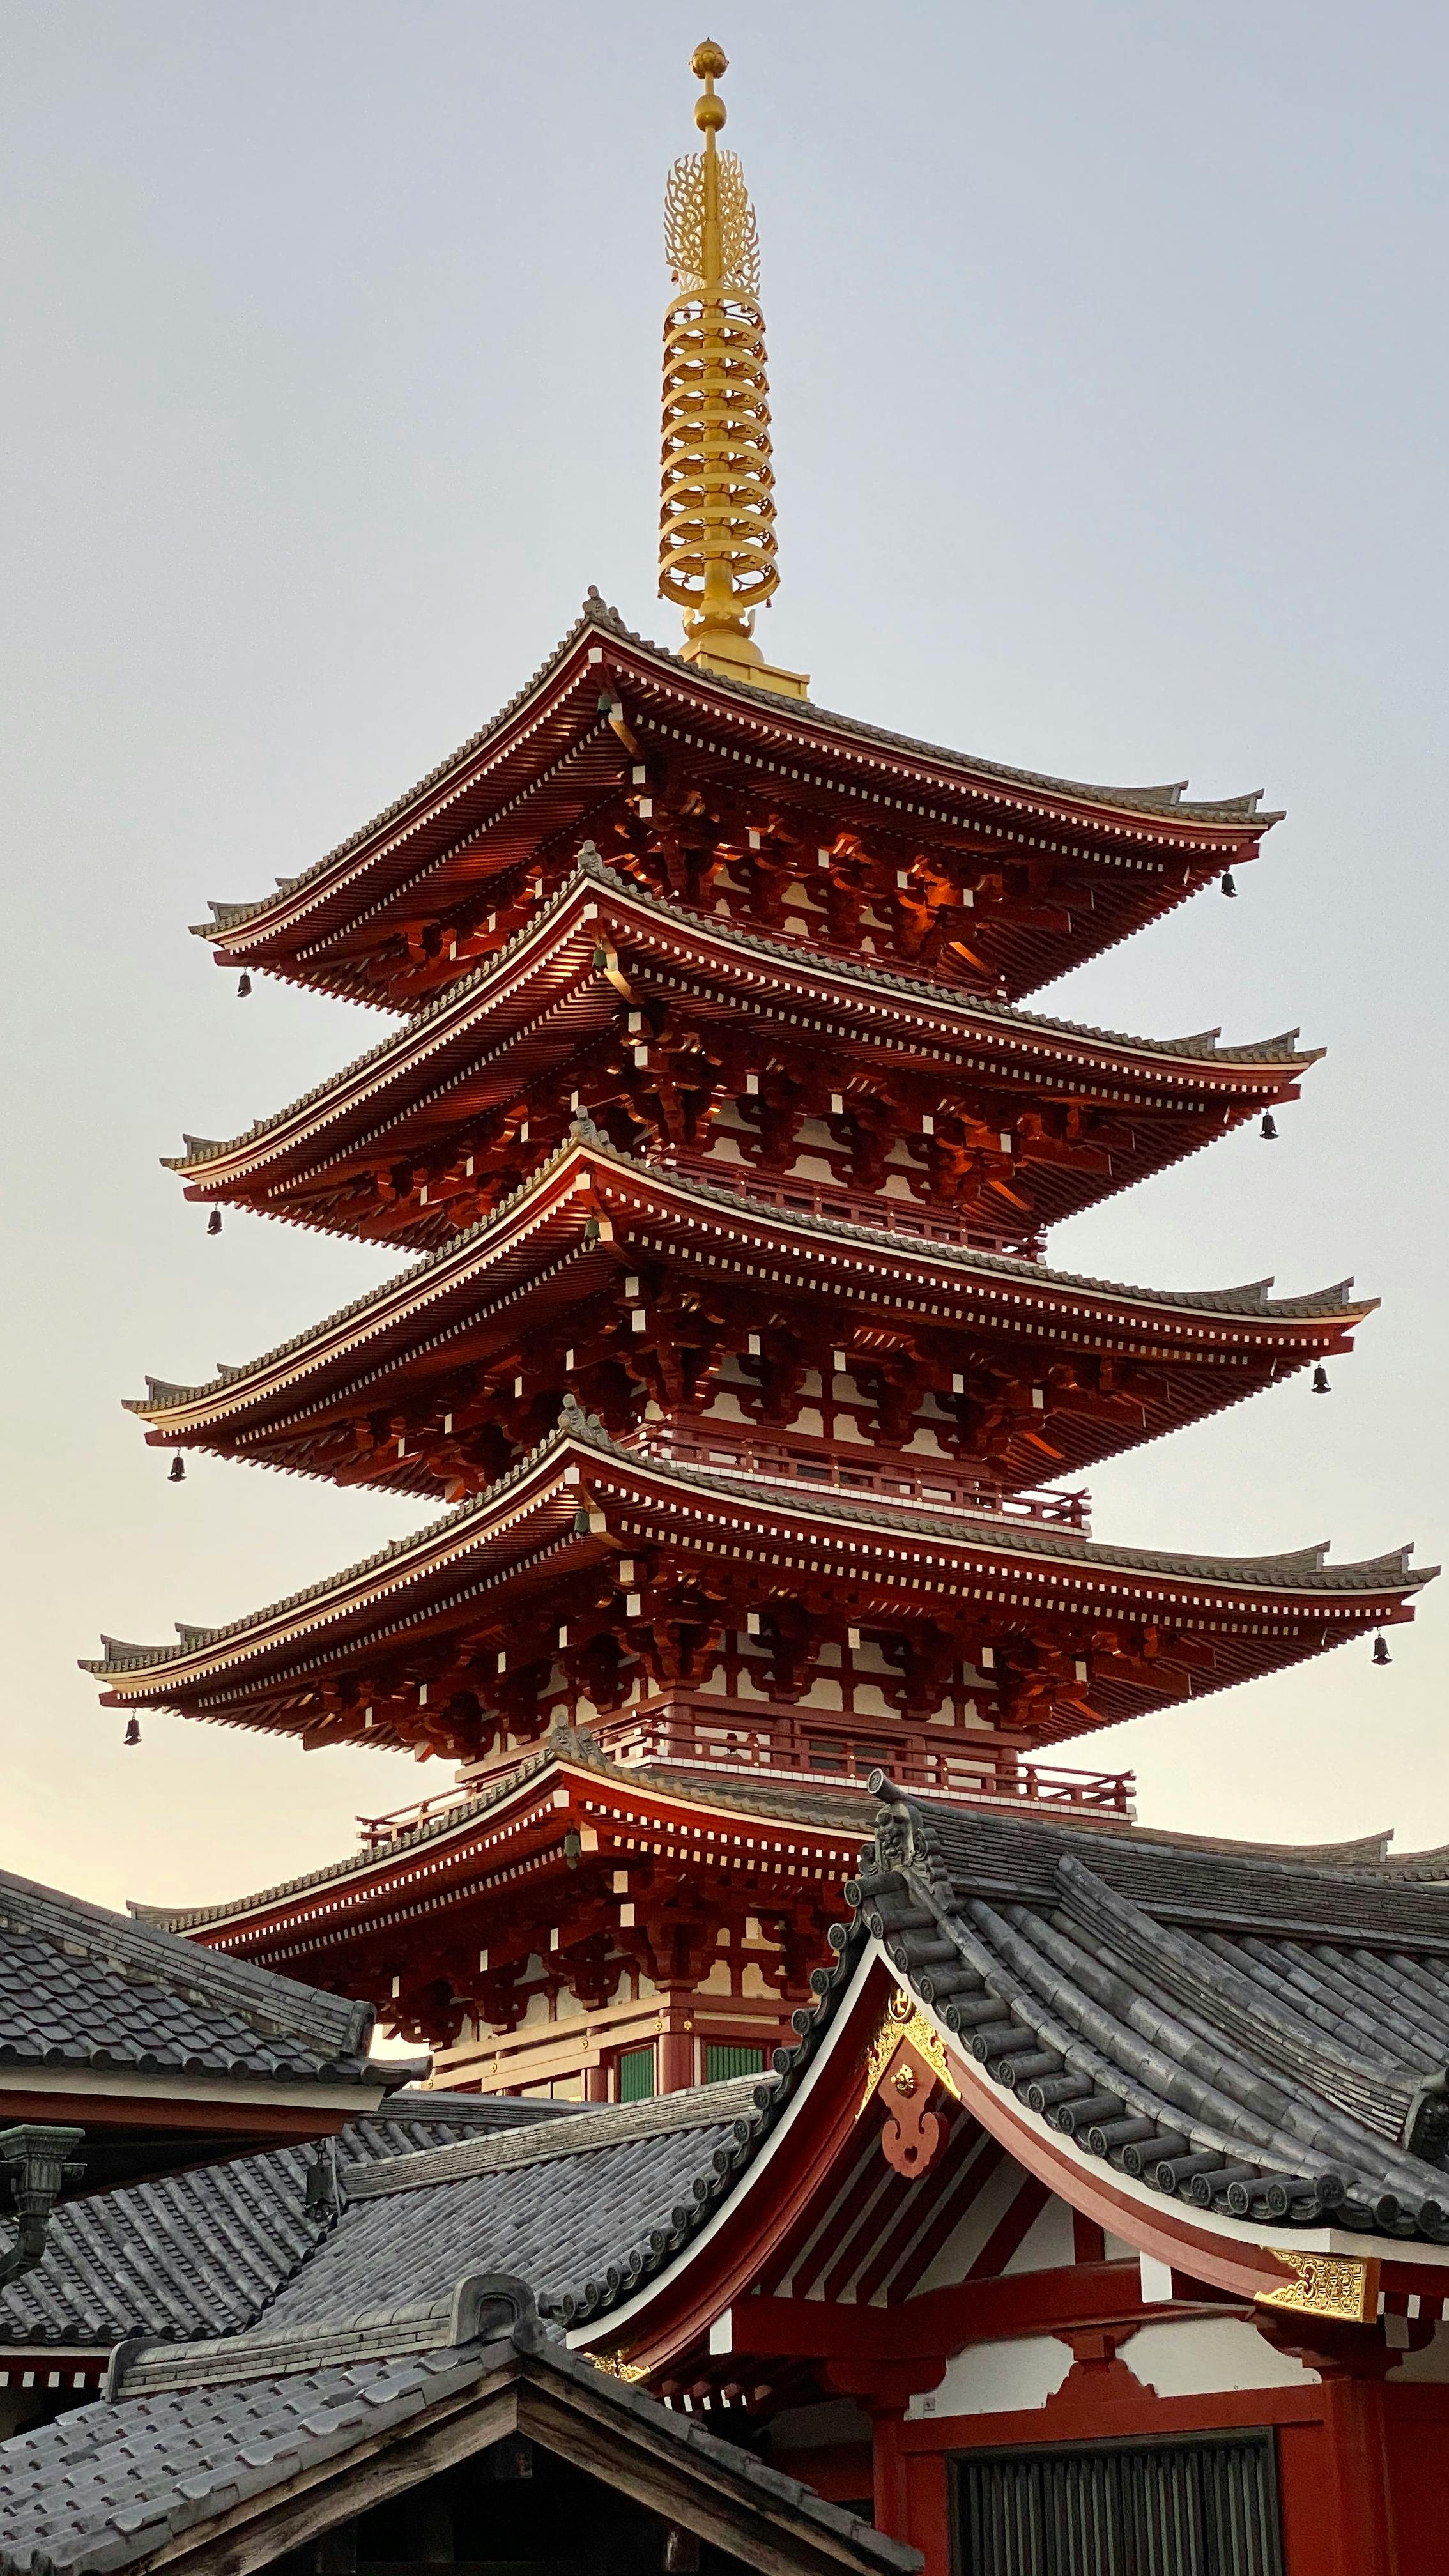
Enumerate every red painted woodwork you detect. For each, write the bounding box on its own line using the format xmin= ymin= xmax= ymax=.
xmin=199 ymin=612 xmax=1278 ymax=1012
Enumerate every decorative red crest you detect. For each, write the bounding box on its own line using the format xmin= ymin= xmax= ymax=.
xmin=878 ymin=2038 xmax=945 ymax=2176
xmin=859 ymin=1991 xmax=961 ymax=2180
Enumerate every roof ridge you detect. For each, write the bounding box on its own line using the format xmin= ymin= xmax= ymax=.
xmin=341 ymin=2071 xmax=774 ymax=2199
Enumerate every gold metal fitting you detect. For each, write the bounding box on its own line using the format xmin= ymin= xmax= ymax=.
xmin=659 ymin=42 xmax=808 ymax=702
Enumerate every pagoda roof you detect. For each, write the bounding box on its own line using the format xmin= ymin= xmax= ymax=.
xmin=195 ymin=598 xmax=1276 ymax=1007
xmin=129 ymin=1126 xmax=1374 ymax=1493
xmin=127 ymin=1728 xmax=1412 ymax=1964
xmin=167 ymin=851 xmax=1319 ymax=1228
xmin=84 ymin=1400 xmax=1432 ymax=1743
xmin=127 ymin=1729 xmax=893 ymax=1951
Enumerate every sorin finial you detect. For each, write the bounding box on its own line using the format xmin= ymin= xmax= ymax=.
xmin=659 ymin=43 xmax=808 ymax=701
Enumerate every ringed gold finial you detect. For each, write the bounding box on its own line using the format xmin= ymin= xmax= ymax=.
xmin=659 ymin=41 xmax=809 ymax=701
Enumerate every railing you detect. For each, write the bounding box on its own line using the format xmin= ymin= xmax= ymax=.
xmin=357 ymin=1786 xmax=478 ymax=1851
xmin=670 ymin=1154 xmax=1045 ymax=1263
xmin=601 ymin=1706 xmax=1135 ymax=1817
xmin=355 ymin=1707 xmax=1134 ymax=1850
xmin=631 ymin=1427 xmax=1091 ymax=1530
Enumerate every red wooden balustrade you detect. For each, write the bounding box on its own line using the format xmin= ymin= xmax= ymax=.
xmin=668 ymin=1153 xmax=1046 ymax=1261
xmin=356 ymin=1712 xmax=1133 ymax=1850
xmin=629 ymin=1425 xmax=1091 ymax=1529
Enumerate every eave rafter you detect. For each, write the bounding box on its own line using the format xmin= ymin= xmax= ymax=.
xmin=129 ymin=1132 xmax=1376 ymax=1508
xmin=195 ymin=605 xmax=1276 ymax=1010
xmin=84 ymin=1406 xmax=1431 ymax=1762
xmin=169 ymin=856 xmax=1318 ymax=1257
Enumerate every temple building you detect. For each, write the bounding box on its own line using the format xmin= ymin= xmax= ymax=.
xmin=79 ymin=44 xmax=1430 ymax=2110
xmin=16 ymin=36 xmax=1443 ymax=2574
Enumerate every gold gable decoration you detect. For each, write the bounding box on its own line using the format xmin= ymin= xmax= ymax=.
xmin=859 ymin=1984 xmax=962 ymax=2115
xmin=1255 ymin=2250 xmax=1379 ymax=2327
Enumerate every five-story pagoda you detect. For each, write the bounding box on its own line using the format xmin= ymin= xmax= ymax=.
xmin=89 ymin=44 xmax=1430 ymax=2103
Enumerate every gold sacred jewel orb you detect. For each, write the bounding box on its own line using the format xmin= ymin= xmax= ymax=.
xmin=659 ymin=42 xmax=806 ymax=700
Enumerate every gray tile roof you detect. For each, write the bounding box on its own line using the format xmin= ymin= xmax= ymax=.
xmin=0 ymin=2296 xmax=917 ymax=2576
xmin=855 ymin=1786 xmax=1449 ymax=2244
xmin=0 ymin=2097 xmax=574 ymax=2352
xmin=255 ymin=2100 xmax=761 ymax=2333
xmin=172 ymin=847 xmax=1312 ymax=1176
xmin=0 ymin=1867 xmax=378 ymax=2088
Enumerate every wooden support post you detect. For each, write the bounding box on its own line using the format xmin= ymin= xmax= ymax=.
xmin=659 ymin=2005 xmax=696 ymax=2095
xmin=869 ymin=2403 xmax=909 ymax=2542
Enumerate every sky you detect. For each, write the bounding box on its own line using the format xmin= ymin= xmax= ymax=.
xmin=3 ymin=0 xmax=1446 ymax=1920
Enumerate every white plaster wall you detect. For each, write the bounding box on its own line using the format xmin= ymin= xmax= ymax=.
xmin=908 ymin=2337 xmax=1075 ymax=2419
xmin=1121 ymin=2318 xmax=1320 ymax=2396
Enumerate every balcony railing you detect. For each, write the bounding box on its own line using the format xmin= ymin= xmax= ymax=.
xmin=670 ymin=1154 xmax=1045 ymax=1262
xmin=631 ymin=1426 xmax=1091 ymax=1530
xmin=602 ymin=1706 xmax=1134 ymax=1817
xmin=356 ymin=1707 xmax=1133 ymax=1850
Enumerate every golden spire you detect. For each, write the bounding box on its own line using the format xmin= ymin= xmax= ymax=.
xmin=659 ymin=41 xmax=809 ymax=701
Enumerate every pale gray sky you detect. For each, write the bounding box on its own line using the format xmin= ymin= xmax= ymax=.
xmin=4 ymin=1 xmax=1446 ymax=1915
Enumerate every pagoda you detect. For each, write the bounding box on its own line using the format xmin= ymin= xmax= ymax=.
xmin=88 ymin=43 xmax=1429 ymax=2104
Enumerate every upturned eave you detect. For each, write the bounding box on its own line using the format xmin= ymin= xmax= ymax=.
xmin=194 ymin=598 xmax=1280 ymax=984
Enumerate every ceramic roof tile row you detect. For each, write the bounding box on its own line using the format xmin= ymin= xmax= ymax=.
xmin=0 ymin=2099 xmax=564 ymax=2350
xmin=857 ymin=1788 xmax=1449 ymax=2242
xmin=0 ymin=1868 xmax=374 ymax=2083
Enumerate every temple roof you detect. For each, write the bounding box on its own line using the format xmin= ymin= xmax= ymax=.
xmin=0 ymin=2093 xmax=572 ymax=2353
xmin=0 ymin=1864 xmax=381 ymax=2096
xmin=850 ymin=1787 xmax=1449 ymax=2243
xmin=167 ymin=853 xmax=1318 ymax=1211
xmin=0 ymin=2274 xmax=916 ymax=2576
xmin=134 ymin=1123 xmax=1371 ymax=1433
xmin=195 ymin=599 xmax=1276 ymax=1006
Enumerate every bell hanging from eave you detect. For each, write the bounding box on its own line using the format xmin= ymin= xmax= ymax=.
xmin=1221 ymin=871 xmax=1237 ymax=898
xmin=1261 ymin=1112 xmax=1278 ymax=1141
xmin=1312 ymin=1364 xmax=1330 ymax=1395
xmin=123 ymin=1718 xmax=141 ymax=1747
xmin=207 ymin=1209 xmax=222 ymax=1236
xmin=1373 ymin=1634 xmax=1392 ymax=1667
xmin=237 ymin=972 xmax=252 ymax=998
xmin=169 ymin=1455 xmax=186 ymax=1482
